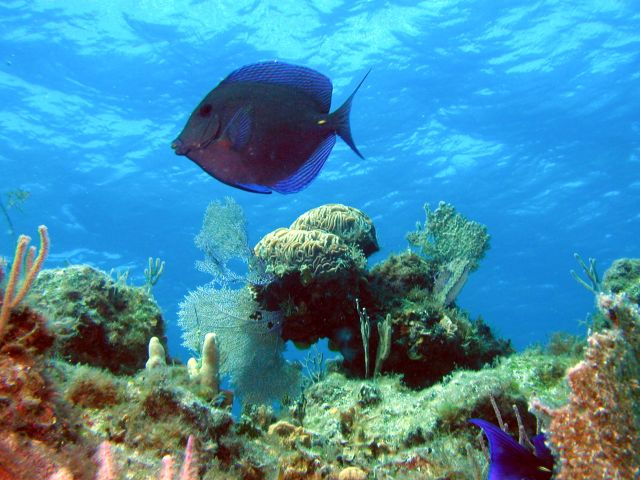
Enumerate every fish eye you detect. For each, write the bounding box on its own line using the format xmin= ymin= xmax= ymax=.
xmin=198 ymin=104 xmax=213 ymax=117
xmin=267 ymin=321 xmax=274 ymax=329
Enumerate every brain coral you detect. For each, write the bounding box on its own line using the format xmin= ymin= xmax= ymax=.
xmin=254 ymin=227 xmax=365 ymax=282
xmin=290 ymin=203 xmax=378 ymax=257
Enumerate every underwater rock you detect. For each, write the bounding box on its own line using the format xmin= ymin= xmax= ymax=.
xmin=385 ymin=308 xmax=512 ymax=388
xmin=366 ymin=251 xmax=512 ymax=388
xmin=52 ymin=361 xmax=238 ymax=473
xmin=253 ymin=202 xmax=509 ymax=384
xmin=357 ymin=383 xmax=382 ymax=407
xmin=338 ymin=466 xmax=368 ymax=480
xmin=1 ymin=306 xmax=63 ymax=440
xmin=290 ymin=203 xmax=378 ymax=257
xmin=534 ymin=292 xmax=640 ymax=478
xmin=301 ymin=347 xmax=574 ymax=477
xmin=267 ymin=420 xmax=312 ymax=448
xmin=368 ymin=251 xmax=434 ymax=309
xmin=237 ymin=404 xmax=276 ymax=438
xmin=0 ymin=305 xmax=95 ymax=479
xmin=602 ymin=257 xmax=640 ymax=304
xmin=253 ymin=205 xmax=375 ymax=358
xmin=29 ymin=265 xmax=167 ymax=374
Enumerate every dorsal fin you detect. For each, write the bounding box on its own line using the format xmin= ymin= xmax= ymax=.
xmin=222 ymin=61 xmax=333 ymax=113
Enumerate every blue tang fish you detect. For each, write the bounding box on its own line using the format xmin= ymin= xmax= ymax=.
xmin=470 ymin=419 xmax=554 ymax=480
xmin=172 ymin=61 xmax=368 ymax=194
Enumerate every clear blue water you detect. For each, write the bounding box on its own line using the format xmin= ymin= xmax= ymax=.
xmin=1 ymin=1 xmax=638 ymax=362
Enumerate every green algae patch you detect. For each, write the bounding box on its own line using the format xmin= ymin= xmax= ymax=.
xmin=603 ymin=258 xmax=640 ymax=304
xmin=30 ymin=265 xmax=167 ymax=374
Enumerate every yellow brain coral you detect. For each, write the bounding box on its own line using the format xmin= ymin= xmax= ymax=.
xmin=290 ymin=203 xmax=378 ymax=256
xmin=254 ymin=227 xmax=365 ymax=281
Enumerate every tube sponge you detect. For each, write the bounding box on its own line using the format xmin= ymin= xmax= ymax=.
xmin=188 ymin=333 xmax=220 ymax=394
xmin=145 ymin=337 xmax=167 ymax=369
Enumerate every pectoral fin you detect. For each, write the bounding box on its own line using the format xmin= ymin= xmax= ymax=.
xmin=223 ymin=106 xmax=252 ymax=151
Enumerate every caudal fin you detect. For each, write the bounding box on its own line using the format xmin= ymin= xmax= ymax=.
xmin=330 ymin=69 xmax=370 ymax=159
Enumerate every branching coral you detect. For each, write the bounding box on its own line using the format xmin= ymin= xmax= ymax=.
xmin=406 ymin=202 xmax=489 ymax=307
xmin=407 ymin=202 xmax=489 ymax=272
xmin=533 ymin=293 xmax=640 ymax=478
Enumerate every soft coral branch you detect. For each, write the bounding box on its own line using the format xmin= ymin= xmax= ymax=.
xmin=0 ymin=225 xmax=49 ymax=340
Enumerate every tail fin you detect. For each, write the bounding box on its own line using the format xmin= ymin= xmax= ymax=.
xmin=330 ymin=69 xmax=370 ymax=159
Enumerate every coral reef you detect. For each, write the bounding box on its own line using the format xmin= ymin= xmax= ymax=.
xmin=251 ymin=203 xmax=508 ymax=385
xmin=407 ymin=202 xmax=489 ymax=273
xmin=179 ymin=284 xmax=300 ymax=404
xmin=50 ymin=361 xmax=239 ymax=477
xmin=29 ymin=265 xmax=167 ymax=374
xmin=186 ymin=333 xmax=220 ymax=396
xmin=179 ymin=200 xmax=301 ymax=405
xmin=11 ymin=209 xmax=639 ymax=479
xmin=94 ymin=434 xmax=199 ymax=480
xmin=366 ymin=251 xmax=512 ymax=387
xmin=146 ymin=336 xmax=168 ymax=370
xmin=252 ymin=204 xmax=376 ymax=356
xmin=0 ymin=224 xmax=49 ymax=339
xmin=194 ymin=197 xmax=255 ymax=285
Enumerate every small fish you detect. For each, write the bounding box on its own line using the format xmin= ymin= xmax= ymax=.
xmin=469 ymin=419 xmax=554 ymax=480
xmin=172 ymin=61 xmax=368 ymax=194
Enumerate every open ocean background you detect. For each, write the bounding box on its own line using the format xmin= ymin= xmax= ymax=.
xmin=1 ymin=0 xmax=638 ymax=362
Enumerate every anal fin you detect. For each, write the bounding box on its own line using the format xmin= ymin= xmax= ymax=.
xmin=271 ymin=135 xmax=336 ymax=194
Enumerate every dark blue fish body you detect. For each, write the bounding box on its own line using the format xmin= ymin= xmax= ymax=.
xmin=470 ymin=419 xmax=553 ymax=480
xmin=172 ymin=62 xmax=367 ymax=194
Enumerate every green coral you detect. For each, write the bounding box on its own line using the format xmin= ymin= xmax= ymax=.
xmin=407 ymin=201 xmax=490 ymax=273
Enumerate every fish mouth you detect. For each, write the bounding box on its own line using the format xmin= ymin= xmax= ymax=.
xmin=171 ymin=138 xmax=189 ymax=155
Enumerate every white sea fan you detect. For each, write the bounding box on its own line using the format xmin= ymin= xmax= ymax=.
xmin=194 ymin=197 xmax=252 ymax=285
xmin=178 ymin=284 xmax=300 ymax=403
